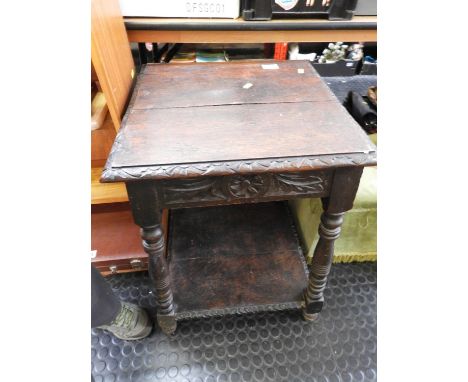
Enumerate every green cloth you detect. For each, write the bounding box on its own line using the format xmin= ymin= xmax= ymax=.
xmin=289 ymin=134 xmax=377 ymax=263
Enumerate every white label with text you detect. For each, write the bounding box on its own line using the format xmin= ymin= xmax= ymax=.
xmin=119 ymin=0 xmax=240 ymax=18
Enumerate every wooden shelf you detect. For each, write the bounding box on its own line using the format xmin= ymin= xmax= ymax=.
xmin=91 ymin=167 xmax=128 ymax=204
xmin=168 ymin=202 xmax=308 ymax=319
xmin=125 ymin=16 xmax=377 ymax=43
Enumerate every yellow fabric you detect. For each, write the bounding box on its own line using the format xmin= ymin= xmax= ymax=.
xmin=289 ymin=165 xmax=377 ymax=263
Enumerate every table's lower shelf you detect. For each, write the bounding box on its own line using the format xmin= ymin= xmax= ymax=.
xmin=168 ymin=201 xmax=309 ymax=320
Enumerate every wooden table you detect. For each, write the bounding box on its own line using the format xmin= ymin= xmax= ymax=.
xmin=101 ymin=60 xmax=376 ymax=335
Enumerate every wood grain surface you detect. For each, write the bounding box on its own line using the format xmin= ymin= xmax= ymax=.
xmin=91 ymin=167 xmax=128 ymax=204
xmin=106 ymin=61 xmax=374 ymax=171
xmin=135 ymin=61 xmax=334 ymax=109
xmin=91 ymin=112 xmax=116 ymax=164
xmin=127 ymin=29 xmax=377 ymax=44
xmin=91 ymin=0 xmax=134 ymax=131
xmin=91 ymin=203 xmax=145 ymax=260
xmin=168 ymin=202 xmax=308 ymax=313
xmin=91 ymin=204 xmax=169 ymax=265
xmin=113 ymin=101 xmax=373 ymax=167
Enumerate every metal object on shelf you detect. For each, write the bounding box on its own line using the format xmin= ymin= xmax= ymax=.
xmin=109 ymin=265 xmax=118 ymax=274
xmin=355 ymin=0 xmax=376 ymax=16
xmin=130 ymin=259 xmax=144 ymax=270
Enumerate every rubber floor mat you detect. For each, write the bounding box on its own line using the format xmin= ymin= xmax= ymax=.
xmin=91 ymin=262 xmax=376 ymax=382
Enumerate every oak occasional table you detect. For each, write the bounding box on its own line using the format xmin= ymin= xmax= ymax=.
xmin=101 ymin=60 xmax=377 ymax=335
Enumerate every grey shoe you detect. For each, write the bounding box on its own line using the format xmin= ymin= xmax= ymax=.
xmin=98 ymin=302 xmax=152 ymax=340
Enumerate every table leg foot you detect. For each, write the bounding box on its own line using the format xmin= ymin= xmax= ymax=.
xmin=302 ymin=311 xmax=319 ymax=322
xmin=157 ymin=314 xmax=177 ymax=336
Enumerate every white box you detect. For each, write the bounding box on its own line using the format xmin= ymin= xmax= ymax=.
xmin=120 ymin=0 xmax=240 ymax=19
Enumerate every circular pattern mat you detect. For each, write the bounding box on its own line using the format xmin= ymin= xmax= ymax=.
xmin=92 ymin=262 xmax=376 ymax=382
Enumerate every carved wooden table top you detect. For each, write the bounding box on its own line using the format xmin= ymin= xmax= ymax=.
xmin=101 ymin=60 xmax=376 ymax=335
xmin=102 ymin=60 xmax=375 ymax=182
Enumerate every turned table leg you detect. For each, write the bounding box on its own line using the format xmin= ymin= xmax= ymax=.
xmin=140 ymin=225 xmax=176 ymax=335
xmin=126 ymin=182 xmax=177 ymax=335
xmin=302 ymin=167 xmax=363 ymax=321
xmin=302 ymin=211 xmax=344 ymax=321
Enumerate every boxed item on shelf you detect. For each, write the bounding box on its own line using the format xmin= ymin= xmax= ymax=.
xmin=224 ymin=44 xmax=266 ymax=60
xmin=171 ymin=44 xmax=267 ymax=63
xmin=242 ymin=0 xmax=358 ymax=21
xmin=312 ymin=59 xmax=359 ymax=76
xmin=360 ymin=56 xmax=377 ymax=75
xmin=196 ymin=50 xmax=228 ymax=62
xmin=171 ymin=51 xmax=197 ymax=64
xmin=91 ymin=204 xmax=170 ymax=275
xmin=288 ymin=42 xmax=361 ymax=76
xmin=91 ymin=203 xmax=148 ymax=275
xmin=355 ymin=0 xmax=376 ymax=15
xmin=120 ymin=0 xmax=241 ymax=18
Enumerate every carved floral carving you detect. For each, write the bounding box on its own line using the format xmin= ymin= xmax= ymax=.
xmin=275 ymin=173 xmax=325 ymax=193
xmin=226 ymin=175 xmax=269 ymax=198
xmin=160 ymin=171 xmax=330 ymax=206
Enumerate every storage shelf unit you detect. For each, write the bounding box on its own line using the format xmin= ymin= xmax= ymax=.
xmin=125 ymin=16 xmax=377 ymax=43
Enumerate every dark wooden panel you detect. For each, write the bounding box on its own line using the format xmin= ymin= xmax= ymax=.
xmin=103 ymin=60 xmax=376 ymax=183
xmin=134 ymin=61 xmax=335 ymax=109
xmin=142 ymin=60 xmax=318 ymax=76
xmin=168 ymin=202 xmax=309 ymax=315
xmin=159 ymin=170 xmax=331 ymax=209
xmin=113 ymin=101 xmax=374 ymax=168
